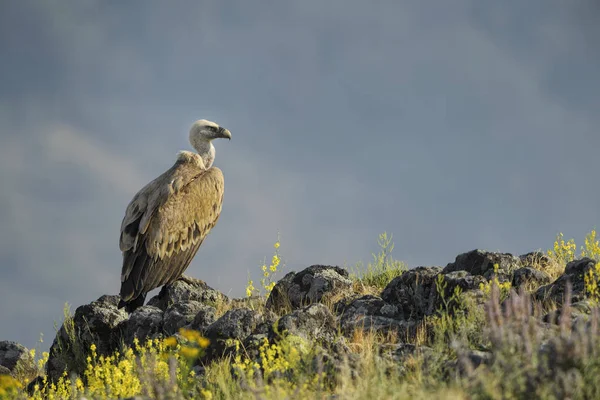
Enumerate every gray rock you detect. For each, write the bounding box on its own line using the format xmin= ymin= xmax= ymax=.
xmin=535 ymin=258 xmax=596 ymax=305
xmin=542 ymin=300 xmax=595 ymax=326
xmin=266 ymin=265 xmax=353 ymax=312
xmin=512 ymin=267 xmax=552 ymax=288
xmin=47 ymin=295 xmax=128 ymax=382
xmin=443 ymin=270 xmax=487 ymax=293
xmin=379 ymin=343 xmax=434 ymax=363
xmin=380 ymin=266 xmax=442 ymax=320
xmin=461 ymin=349 xmax=493 ymax=369
xmin=119 ymin=305 xmax=164 ymax=345
xmin=275 ymin=303 xmax=337 ymax=343
xmin=241 ymin=333 xmax=269 ymax=361
xmin=204 ymin=308 xmax=264 ymax=359
xmin=187 ymin=304 xmax=217 ymax=332
xmin=448 ymin=349 xmax=493 ymax=378
xmin=147 ymin=278 xmax=226 ymax=311
xmin=381 ymin=267 xmax=487 ymax=321
xmin=0 ymin=365 xmax=10 ymax=375
xmin=163 ymin=301 xmax=211 ymax=335
xmin=443 ymin=250 xmax=521 ymax=282
xmin=0 ymin=341 xmax=31 ymax=374
xmin=337 ymin=295 xmax=416 ymax=335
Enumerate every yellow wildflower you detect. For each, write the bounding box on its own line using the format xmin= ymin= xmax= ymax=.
xmin=197 ymin=337 xmax=210 ymax=348
xmin=163 ymin=336 xmax=178 ymax=347
xmin=179 ymin=328 xmax=203 ymax=343
xmin=246 ymin=280 xmax=255 ymax=297
xmin=180 ymin=346 xmax=200 ymax=359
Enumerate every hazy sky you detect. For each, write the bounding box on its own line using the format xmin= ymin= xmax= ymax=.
xmin=1 ymin=1 xmax=599 ymax=350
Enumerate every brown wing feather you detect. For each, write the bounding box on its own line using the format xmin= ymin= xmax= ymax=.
xmin=119 ymin=163 xmax=224 ymax=311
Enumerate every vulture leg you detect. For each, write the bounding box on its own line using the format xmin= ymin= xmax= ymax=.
xmin=118 ymin=292 xmax=147 ymax=313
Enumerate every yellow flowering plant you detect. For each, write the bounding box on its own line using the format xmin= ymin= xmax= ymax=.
xmin=479 ymin=264 xmax=512 ymax=301
xmin=547 ymin=230 xmax=600 ymax=304
xmin=246 ymin=237 xmax=284 ymax=297
xmin=547 ymin=232 xmax=577 ymax=266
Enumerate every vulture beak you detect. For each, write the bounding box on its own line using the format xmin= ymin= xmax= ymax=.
xmin=217 ymin=127 xmax=232 ymax=140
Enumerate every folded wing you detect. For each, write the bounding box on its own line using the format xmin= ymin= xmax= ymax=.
xmin=118 ymin=160 xmax=224 ymax=311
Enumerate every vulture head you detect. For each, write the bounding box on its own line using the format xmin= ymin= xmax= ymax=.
xmin=190 ymin=119 xmax=231 ymax=143
xmin=189 ymin=119 xmax=231 ymax=168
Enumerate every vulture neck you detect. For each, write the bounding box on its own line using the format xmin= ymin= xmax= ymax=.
xmin=192 ymin=140 xmax=215 ymax=169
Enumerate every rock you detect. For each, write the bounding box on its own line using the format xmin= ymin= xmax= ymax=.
xmin=379 ymin=343 xmax=434 ymax=363
xmin=520 ymin=252 xmax=560 ymax=274
xmin=204 ymin=308 xmax=264 ymax=359
xmin=238 ymin=333 xmax=272 ymax=364
xmin=163 ymin=301 xmax=213 ymax=335
xmin=119 ymin=305 xmax=164 ymax=346
xmin=380 ymin=266 xmax=442 ymax=320
xmin=47 ymin=295 xmax=128 ymax=382
xmin=266 ymin=265 xmax=353 ymax=312
xmin=461 ymin=349 xmax=492 ymax=369
xmin=443 ymin=270 xmax=487 ymax=294
xmin=336 ymin=295 xmax=399 ymax=319
xmin=381 ymin=266 xmax=488 ymax=321
xmin=542 ymin=300 xmax=595 ymax=326
xmin=449 ymin=349 xmax=493 ymax=378
xmin=26 ymin=376 xmax=44 ymax=395
xmin=147 ymin=278 xmax=226 ymax=311
xmin=512 ymin=267 xmax=552 ymax=288
xmin=535 ymin=258 xmax=596 ymax=305
xmin=0 ymin=365 xmax=10 ymax=375
xmin=337 ymin=295 xmax=416 ymax=335
xmin=0 ymin=341 xmax=31 ymax=374
xmin=443 ymin=250 xmax=521 ymax=282
xmin=187 ymin=304 xmax=218 ymax=332
xmin=275 ymin=303 xmax=337 ymax=343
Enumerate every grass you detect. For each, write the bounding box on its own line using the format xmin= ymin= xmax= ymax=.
xmin=4 ymin=230 xmax=600 ymax=399
xmin=351 ymin=232 xmax=407 ymax=294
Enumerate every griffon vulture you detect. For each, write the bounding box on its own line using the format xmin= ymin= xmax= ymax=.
xmin=118 ymin=119 xmax=231 ymax=312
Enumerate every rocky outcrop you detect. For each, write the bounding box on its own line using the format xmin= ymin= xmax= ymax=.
xmin=163 ymin=301 xmax=215 ymax=335
xmin=47 ymin=295 xmax=128 ymax=382
xmin=380 ymin=266 xmax=442 ymax=320
xmin=442 ymin=250 xmax=521 ymax=282
xmin=147 ymin=278 xmax=225 ymax=311
xmin=35 ymin=253 xmax=593 ymax=386
xmin=275 ymin=303 xmax=337 ymax=343
xmin=203 ymin=308 xmax=264 ymax=360
xmin=0 ymin=341 xmax=32 ymax=375
xmin=265 ymin=265 xmax=353 ymax=312
xmin=535 ymin=258 xmax=596 ymax=305
xmin=119 ymin=305 xmax=164 ymax=345
xmin=336 ymin=295 xmax=415 ymax=335
xmin=46 ymin=283 xmax=227 ymax=382
xmin=512 ymin=267 xmax=552 ymax=288
xmin=380 ymin=266 xmax=486 ymax=320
